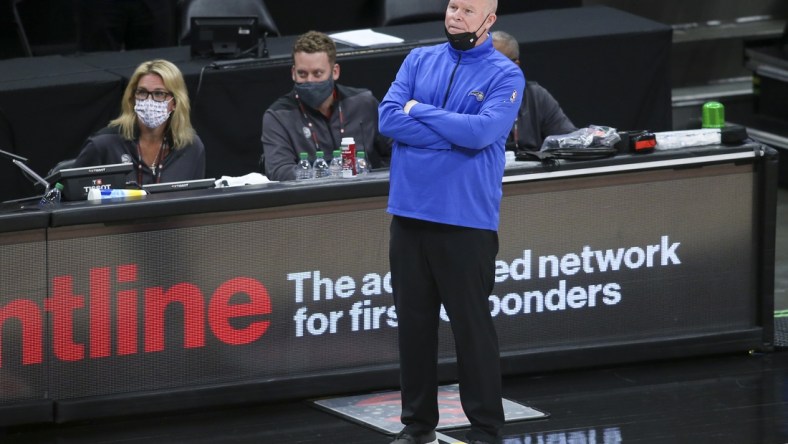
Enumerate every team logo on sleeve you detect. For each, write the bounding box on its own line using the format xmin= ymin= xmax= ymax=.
xmin=121 ymin=154 xmax=133 ymax=164
xmin=509 ymin=90 xmax=518 ymax=103
xmin=468 ymin=91 xmax=485 ymax=102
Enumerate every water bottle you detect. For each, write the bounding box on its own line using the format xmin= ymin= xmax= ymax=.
xmin=329 ymin=149 xmax=343 ymax=178
xmin=355 ymin=151 xmax=369 ymax=177
xmin=313 ymin=150 xmax=331 ymax=179
xmin=38 ymin=182 xmax=64 ymax=208
xmin=294 ymin=152 xmax=313 ymax=180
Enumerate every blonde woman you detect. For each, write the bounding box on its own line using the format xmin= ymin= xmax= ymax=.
xmin=74 ymin=59 xmax=205 ymax=185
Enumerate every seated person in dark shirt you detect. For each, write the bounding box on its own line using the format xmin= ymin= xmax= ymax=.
xmin=74 ymin=59 xmax=205 ymax=185
xmin=491 ymin=30 xmax=577 ymax=151
xmin=261 ymin=31 xmax=391 ymax=181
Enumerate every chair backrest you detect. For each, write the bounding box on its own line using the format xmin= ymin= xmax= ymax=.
xmin=180 ymin=0 xmax=279 ymax=44
xmin=379 ymin=0 xmax=447 ymax=26
xmin=47 ymin=158 xmax=77 ymax=177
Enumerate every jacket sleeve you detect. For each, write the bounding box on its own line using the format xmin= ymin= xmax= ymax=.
xmin=189 ymin=135 xmax=206 ymax=179
xmin=531 ymin=84 xmax=577 ymax=136
xmin=359 ymin=92 xmax=392 ymax=167
xmin=407 ymin=69 xmax=525 ymax=150
xmin=261 ymin=110 xmax=297 ymax=181
xmin=378 ymin=53 xmax=450 ymax=150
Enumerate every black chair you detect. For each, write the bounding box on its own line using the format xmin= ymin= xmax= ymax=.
xmin=47 ymin=158 xmax=77 ymax=177
xmin=179 ymin=0 xmax=280 ymax=44
xmin=378 ymin=0 xmax=446 ymax=26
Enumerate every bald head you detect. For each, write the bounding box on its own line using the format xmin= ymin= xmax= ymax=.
xmin=445 ymin=0 xmax=499 ymax=47
xmin=449 ymin=0 xmax=497 ymax=15
xmin=479 ymin=0 xmax=498 ymax=15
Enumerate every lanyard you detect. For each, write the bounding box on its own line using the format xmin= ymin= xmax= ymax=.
xmin=136 ymin=139 xmax=167 ymax=185
xmin=295 ymin=91 xmax=344 ymax=153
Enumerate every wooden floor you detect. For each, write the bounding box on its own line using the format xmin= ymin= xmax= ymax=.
xmin=3 ymin=349 xmax=788 ymax=443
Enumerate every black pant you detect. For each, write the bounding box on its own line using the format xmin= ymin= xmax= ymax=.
xmin=389 ymin=216 xmax=504 ymax=443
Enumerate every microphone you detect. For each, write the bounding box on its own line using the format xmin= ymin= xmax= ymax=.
xmin=12 ymin=159 xmax=50 ymax=191
xmin=359 ymin=121 xmax=366 ymax=154
xmin=0 ymin=147 xmax=28 ymax=163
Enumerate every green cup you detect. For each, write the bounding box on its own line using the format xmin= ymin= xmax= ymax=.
xmin=701 ymin=101 xmax=725 ymax=128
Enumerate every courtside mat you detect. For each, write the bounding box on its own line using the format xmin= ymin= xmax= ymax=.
xmin=312 ymin=383 xmax=548 ymax=436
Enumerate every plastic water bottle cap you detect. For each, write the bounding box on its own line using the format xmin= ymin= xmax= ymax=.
xmin=701 ymin=101 xmax=725 ymax=129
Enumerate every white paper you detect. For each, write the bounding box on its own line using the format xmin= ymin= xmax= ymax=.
xmin=215 ymin=173 xmax=272 ymax=187
xmin=329 ymin=29 xmax=404 ymax=47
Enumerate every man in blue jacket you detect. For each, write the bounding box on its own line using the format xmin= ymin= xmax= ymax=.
xmin=379 ymin=0 xmax=525 ymax=443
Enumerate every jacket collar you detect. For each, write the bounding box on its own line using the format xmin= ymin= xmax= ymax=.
xmin=446 ymin=34 xmax=495 ymax=63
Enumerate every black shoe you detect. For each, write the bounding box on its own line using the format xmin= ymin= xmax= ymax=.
xmin=389 ymin=430 xmax=438 ymax=444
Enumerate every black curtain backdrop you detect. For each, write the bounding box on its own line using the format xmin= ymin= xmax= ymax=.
xmin=5 ymin=0 xmax=582 ymax=58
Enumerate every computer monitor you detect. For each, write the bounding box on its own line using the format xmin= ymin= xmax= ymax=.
xmin=190 ymin=16 xmax=259 ymax=59
xmin=46 ymin=163 xmax=134 ymax=201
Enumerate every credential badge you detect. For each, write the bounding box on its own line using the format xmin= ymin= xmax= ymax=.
xmin=302 ymin=126 xmax=312 ymax=140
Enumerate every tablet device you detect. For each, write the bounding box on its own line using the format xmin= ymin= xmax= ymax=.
xmin=142 ymin=178 xmax=216 ymax=194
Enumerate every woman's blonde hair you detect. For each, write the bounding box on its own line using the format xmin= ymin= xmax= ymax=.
xmin=109 ymin=59 xmax=195 ymax=150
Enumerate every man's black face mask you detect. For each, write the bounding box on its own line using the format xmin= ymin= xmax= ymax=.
xmin=294 ymin=77 xmax=334 ymax=109
xmin=444 ymin=14 xmax=489 ymax=51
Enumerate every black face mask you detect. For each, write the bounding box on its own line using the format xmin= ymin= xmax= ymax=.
xmin=294 ymin=78 xmax=334 ymax=109
xmin=444 ymin=14 xmax=490 ymax=51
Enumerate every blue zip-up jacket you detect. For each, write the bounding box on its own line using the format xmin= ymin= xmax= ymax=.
xmin=379 ymin=36 xmax=525 ymax=231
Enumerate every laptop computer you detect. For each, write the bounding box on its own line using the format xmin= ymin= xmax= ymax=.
xmin=46 ymin=163 xmax=134 ymax=201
